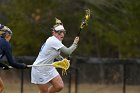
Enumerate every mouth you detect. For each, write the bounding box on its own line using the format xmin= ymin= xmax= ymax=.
xmin=61 ymin=36 xmax=64 ymax=39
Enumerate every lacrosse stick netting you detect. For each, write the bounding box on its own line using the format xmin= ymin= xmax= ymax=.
xmin=53 ymin=58 xmax=70 ymax=75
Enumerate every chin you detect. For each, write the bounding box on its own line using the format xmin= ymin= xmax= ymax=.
xmin=61 ymin=39 xmax=64 ymax=41
xmin=61 ymin=37 xmax=64 ymax=40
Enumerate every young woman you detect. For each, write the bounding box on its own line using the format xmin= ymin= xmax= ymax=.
xmin=31 ymin=18 xmax=79 ymax=93
xmin=0 ymin=24 xmax=27 ymax=93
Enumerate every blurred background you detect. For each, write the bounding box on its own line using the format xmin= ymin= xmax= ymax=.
xmin=0 ymin=0 xmax=140 ymax=93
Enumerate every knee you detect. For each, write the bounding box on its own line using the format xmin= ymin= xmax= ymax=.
xmin=55 ymin=83 xmax=64 ymax=92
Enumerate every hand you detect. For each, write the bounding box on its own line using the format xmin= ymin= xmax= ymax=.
xmin=73 ymin=36 xmax=79 ymax=44
xmin=22 ymin=63 xmax=29 ymax=69
xmin=3 ymin=65 xmax=10 ymax=70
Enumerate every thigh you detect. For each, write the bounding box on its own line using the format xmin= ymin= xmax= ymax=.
xmin=0 ymin=78 xmax=3 ymax=86
xmin=0 ymin=77 xmax=4 ymax=88
xmin=50 ymin=75 xmax=64 ymax=87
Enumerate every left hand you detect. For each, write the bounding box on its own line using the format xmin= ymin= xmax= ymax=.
xmin=3 ymin=65 xmax=10 ymax=70
xmin=73 ymin=36 xmax=79 ymax=44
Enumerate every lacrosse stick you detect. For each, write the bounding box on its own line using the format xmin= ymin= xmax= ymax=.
xmin=7 ymin=58 xmax=70 ymax=75
xmin=68 ymin=9 xmax=91 ymax=59
xmin=28 ymin=58 xmax=70 ymax=75
xmin=77 ymin=9 xmax=91 ymax=36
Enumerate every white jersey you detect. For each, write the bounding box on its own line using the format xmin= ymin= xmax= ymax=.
xmin=33 ymin=36 xmax=64 ymax=65
xmin=31 ymin=36 xmax=64 ymax=84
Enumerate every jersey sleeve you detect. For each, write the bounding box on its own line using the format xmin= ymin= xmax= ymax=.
xmin=49 ymin=37 xmax=64 ymax=50
xmin=2 ymin=42 xmax=26 ymax=69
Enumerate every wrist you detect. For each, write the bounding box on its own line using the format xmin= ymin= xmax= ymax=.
xmin=73 ymin=43 xmax=78 ymax=46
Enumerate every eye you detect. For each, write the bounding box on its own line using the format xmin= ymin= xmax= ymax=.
xmin=57 ymin=31 xmax=66 ymax=35
xmin=57 ymin=31 xmax=61 ymax=35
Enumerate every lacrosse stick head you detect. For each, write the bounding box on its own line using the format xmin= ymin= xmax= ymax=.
xmin=77 ymin=9 xmax=91 ymax=36
xmin=53 ymin=58 xmax=70 ymax=75
xmin=80 ymin=9 xmax=91 ymax=29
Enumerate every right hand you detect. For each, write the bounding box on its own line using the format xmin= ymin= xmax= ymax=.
xmin=21 ymin=63 xmax=29 ymax=69
xmin=73 ymin=36 xmax=79 ymax=44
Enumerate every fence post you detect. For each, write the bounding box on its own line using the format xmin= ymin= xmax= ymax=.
xmin=20 ymin=69 xmax=24 ymax=93
xmin=123 ymin=63 xmax=126 ymax=93
xmin=75 ymin=68 xmax=79 ymax=93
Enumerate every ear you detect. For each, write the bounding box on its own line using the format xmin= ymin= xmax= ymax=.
xmin=53 ymin=31 xmax=57 ymax=37
xmin=52 ymin=31 xmax=54 ymax=34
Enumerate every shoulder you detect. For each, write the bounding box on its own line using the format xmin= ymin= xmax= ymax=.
xmin=46 ymin=36 xmax=64 ymax=50
xmin=0 ymin=37 xmax=11 ymax=49
xmin=0 ymin=37 xmax=8 ymax=45
xmin=48 ymin=36 xmax=57 ymax=41
xmin=47 ymin=36 xmax=60 ymax=44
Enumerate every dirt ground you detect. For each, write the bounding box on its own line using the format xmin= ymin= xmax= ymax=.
xmin=2 ymin=82 xmax=140 ymax=93
xmin=1 ymin=70 xmax=140 ymax=93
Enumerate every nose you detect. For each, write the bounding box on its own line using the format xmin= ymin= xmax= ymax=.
xmin=61 ymin=32 xmax=65 ymax=36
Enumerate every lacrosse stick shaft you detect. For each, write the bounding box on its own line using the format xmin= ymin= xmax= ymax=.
xmin=27 ymin=64 xmax=53 ymax=67
xmin=77 ymin=28 xmax=82 ymax=36
xmin=77 ymin=9 xmax=91 ymax=37
xmin=6 ymin=64 xmax=53 ymax=69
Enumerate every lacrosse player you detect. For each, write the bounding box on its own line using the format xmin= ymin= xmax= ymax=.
xmin=31 ymin=18 xmax=79 ymax=93
xmin=0 ymin=24 xmax=28 ymax=93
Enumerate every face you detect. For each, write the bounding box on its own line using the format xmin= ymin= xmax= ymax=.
xmin=5 ymin=34 xmax=12 ymax=42
xmin=53 ymin=31 xmax=66 ymax=41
